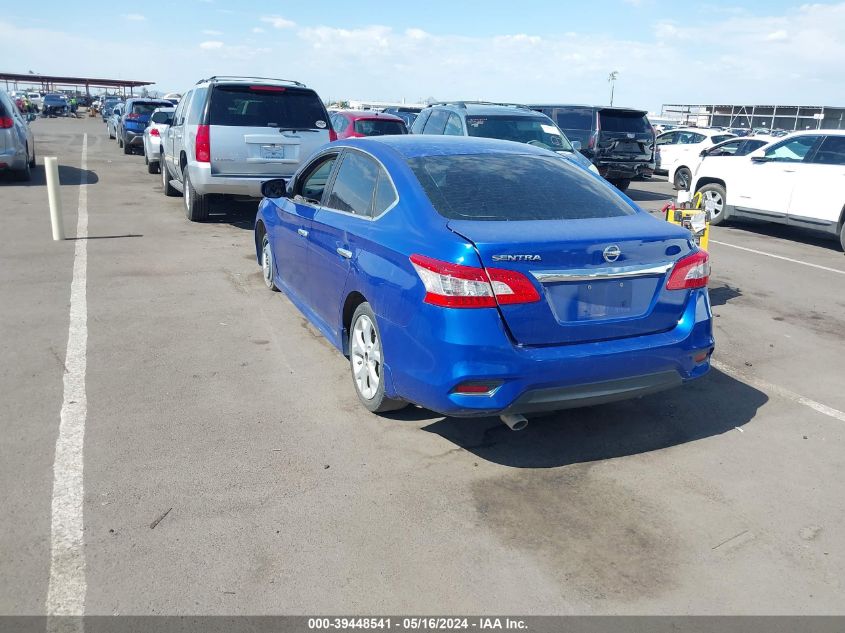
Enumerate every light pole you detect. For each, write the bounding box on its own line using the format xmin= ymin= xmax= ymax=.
xmin=608 ymin=71 xmax=619 ymax=106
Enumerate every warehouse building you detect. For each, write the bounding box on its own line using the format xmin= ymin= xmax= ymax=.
xmin=659 ymin=104 xmax=845 ymax=132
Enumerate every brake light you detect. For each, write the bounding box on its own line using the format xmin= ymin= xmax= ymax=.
xmin=329 ymin=128 xmax=338 ymax=142
xmin=126 ymin=113 xmax=140 ymax=120
xmin=0 ymin=117 xmax=13 ymax=129
xmin=409 ymin=254 xmax=540 ymax=308
xmin=250 ymin=85 xmax=286 ymax=92
xmin=666 ymin=250 xmax=710 ymax=290
xmin=195 ymin=124 xmax=210 ymax=163
xmin=150 ymin=128 xmax=160 ymax=137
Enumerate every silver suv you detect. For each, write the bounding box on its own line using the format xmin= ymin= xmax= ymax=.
xmin=0 ymin=89 xmax=36 ymax=181
xmin=160 ymin=76 xmax=333 ymax=221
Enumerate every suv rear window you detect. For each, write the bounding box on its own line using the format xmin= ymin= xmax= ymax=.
xmin=598 ymin=111 xmax=651 ymax=134
xmin=131 ymin=102 xmax=166 ymax=116
xmin=354 ymin=119 xmax=406 ymax=136
xmin=208 ymin=85 xmax=327 ymax=129
xmin=409 ymin=154 xmax=635 ymax=221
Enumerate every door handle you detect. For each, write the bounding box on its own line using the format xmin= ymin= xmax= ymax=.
xmin=297 ymin=228 xmax=309 ymax=237
xmin=336 ymin=248 xmax=352 ymax=259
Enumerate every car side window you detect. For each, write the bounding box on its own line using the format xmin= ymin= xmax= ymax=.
xmin=411 ymin=108 xmax=432 ymax=134
xmin=423 ymin=110 xmax=450 ymax=135
xmin=373 ymin=167 xmax=398 ymax=216
xmin=295 ymin=154 xmax=339 ymax=204
xmin=656 ymin=132 xmax=676 ymax=145
xmin=443 ymin=113 xmax=463 ymax=136
xmin=174 ymin=92 xmax=189 ymax=126
xmin=764 ymin=135 xmax=820 ymax=162
xmin=811 ymin=136 xmax=845 ymax=166
xmin=187 ymin=87 xmax=208 ymax=124
xmin=712 ymin=140 xmax=743 ymax=155
xmin=325 ymin=152 xmax=380 ymax=217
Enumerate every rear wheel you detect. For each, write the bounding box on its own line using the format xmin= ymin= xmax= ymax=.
xmin=349 ymin=303 xmax=407 ymax=414
xmin=122 ymin=134 xmax=132 ymax=154
xmin=838 ymin=222 xmax=845 ymax=253
xmin=610 ymin=178 xmax=631 ymax=192
xmin=698 ymin=183 xmax=728 ymax=226
xmin=108 ymin=126 xmax=114 ymax=140
xmin=12 ymin=151 xmax=31 ymax=182
xmin=674 ymin=167 xmax=692 ymax=191
xmin=183 ymin=167 xmax=209 ymax=221
xmin=161 ymin=157 xmax=178 ymax=196
xmin=29 ymin=144 xmax=36 ymax=168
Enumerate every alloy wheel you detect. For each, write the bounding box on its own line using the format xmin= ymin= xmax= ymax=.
xmin=350 ymin=315 xmax=382 ymax=400
xmin=702 ymin=190 xmax=724 ymax=219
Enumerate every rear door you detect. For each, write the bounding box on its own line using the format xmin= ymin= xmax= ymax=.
xmin=206 ymin=84 xmax=331 ymax=178
xmin=596 ymin=109 xmax=654 ymax=163
xmin=410 ymin=153 xmax=693 ymax=346
xmin=788 ymin=135 xmax=845 ymax=226
xmin=165 ymin=90 xmax=191 ymax=177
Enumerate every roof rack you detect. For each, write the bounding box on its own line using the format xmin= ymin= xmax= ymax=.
xmin=428 ymin=100 xmax=532 ymax=110
xmin=196 ymin=75 xmax=306 ymax=87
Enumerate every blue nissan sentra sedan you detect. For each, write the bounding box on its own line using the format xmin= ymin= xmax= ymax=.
xmin=254 ymin=136 xmax=713 ymax=429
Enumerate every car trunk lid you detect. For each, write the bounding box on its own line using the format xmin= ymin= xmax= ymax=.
xmin=448 ymin=214 xmax=693 ymax=345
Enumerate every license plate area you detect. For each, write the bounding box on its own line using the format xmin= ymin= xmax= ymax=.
xmin=260 ymin=144 xmax=288 ymax=160
xmin=576 ymin=280 xmax=633 ymax=318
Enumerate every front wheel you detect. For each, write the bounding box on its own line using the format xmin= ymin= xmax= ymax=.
xmin=161 ymin=158 xmax=178 ymax=196
xmin=108 ymin=126 xmax=115 ymax=140
xmin=674 ymin=167 xmax=692 ymax=191
xmin=260 ymin=233 xmax=279 ymax=292
xmin=610 ymin=178 xmax=631 ymax=192
xmin=349 ymin=303 xmax=407 ymax=414
xmin=698 ymin=183 xmax=728 ymax=226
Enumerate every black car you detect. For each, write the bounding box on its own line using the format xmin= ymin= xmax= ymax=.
xmin=382 ymin=106 xmax=422 ymax=129
xmin=529 ymin=104 xmax=655 ymax=191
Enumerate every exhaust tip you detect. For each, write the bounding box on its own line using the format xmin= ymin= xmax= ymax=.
xmin=500 ymin=413 xmax=528 ymax=431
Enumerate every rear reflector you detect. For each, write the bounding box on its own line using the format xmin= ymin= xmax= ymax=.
xmin=195 ymin=124 xmax=211 ymax=163
xmin=410 ymin=254 xmax=540 ymax=308
xmin=453 ymin=381 xmax=502 ymax=395
xmin=666 ymin=250 xmax=710 ymax=290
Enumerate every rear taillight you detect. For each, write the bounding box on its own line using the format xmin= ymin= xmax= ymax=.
xmin=195 ymin=124 xmax=210 ymax=163
xmin=409 ymin=254 xmax=540 ymax=308
xmin=150 ymin=128 xmax=160 ymax=137
xmin=666 ymin=250 xmax=710 ymax=290
xmin=329 ymin=128 xmax=338 ymax=142
xmin=250 ymin=85 xmax=285 ymax=92
xmin=0 ymin=117 xmax=14 ymax=129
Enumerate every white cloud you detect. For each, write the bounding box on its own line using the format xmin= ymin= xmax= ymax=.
xmin=260 ymin=15 xmax=296 ymax=29
xmin=124 ymin=13 xmax=146 ymax=21
xmin=199 ymin=40 xmax=224 ymax=50
xmin=202 ymin=29 xmax=223 ymax=35
xmin=766 ymin=29 xmax=789 ymax=41
xmin=252 ymin=27 xmax=265 ymax=33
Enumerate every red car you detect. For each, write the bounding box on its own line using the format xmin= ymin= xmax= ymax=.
xmin=329 ymin=110 xmax=408 ymax=139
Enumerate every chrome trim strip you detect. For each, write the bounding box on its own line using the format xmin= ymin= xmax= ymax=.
xmin=531 ymin=261 xmax=674 ymax=283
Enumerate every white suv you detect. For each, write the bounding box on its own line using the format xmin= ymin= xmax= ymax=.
xmin=656 ymin=128 xmax=735 ymax=189
xmin=691 ymin=130 xmax=845 ymax=250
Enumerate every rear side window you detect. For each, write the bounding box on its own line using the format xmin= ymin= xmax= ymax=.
xmin=326 ymin=152 xmax=380 ymax=217
xmin=151 ymin=111 xmax=173 ymax=124
xmin=423 ymin=110 xmax=450 ymax=134
xmin=411 ymin=108 xmax=432 ymax=133
xmin=599 ymin=111 xmax=650 ymax=134
xmin=208 ymin=85 xmax=327 ymax=129
xmin=409 ymin=154 xmax=635 ymax=221
xmin=187 ymin=87 xmax=208 ymax=124
xmin=711 ymin=134 xmax=734 ymax=144
xmin=443 ymin=113 xmax=463 ymax=136
xmin=812 ymin=136 xmax=845 ymax=166
xmin=353 ymin=118 xmax=406 ymax=136
xmin=373 ymin=167 xmax=398 ymax=215
xmin=554 ymin=108 xmax=593 ymax=131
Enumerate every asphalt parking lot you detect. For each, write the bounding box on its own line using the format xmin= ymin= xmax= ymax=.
xmin=2 ymin=115 xmax=844 ymax=616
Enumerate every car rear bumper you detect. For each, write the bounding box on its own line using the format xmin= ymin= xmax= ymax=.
xmin=0 ymin=147 xmax=27 ymax=171
xmin=597 ymin=160 xmax=655 ymax=180
xmin=381 ymin=288 xmax=714 ymax=417
xmin=125 ymin=130 xmax=145 ymax=146
xmin=188 ymin=162 xmax=276 ymax=198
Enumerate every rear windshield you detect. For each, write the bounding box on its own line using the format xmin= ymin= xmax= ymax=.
xmin=353 ymin=119 xmax=406 ymax=136
xmin=151 ymin=111 xmax=173 ymax=124
xmin=408 ymin=153 xmax=635 ymax=221
xmin=131 ymin=102 xmax=166 ymax=116
xmin=208 ymin=85 xmax=328 ymax=129
xmin=599 ymin=111 xmax=651 ymax=134
xmin=465 ymin=116 xmax=572 ymax=151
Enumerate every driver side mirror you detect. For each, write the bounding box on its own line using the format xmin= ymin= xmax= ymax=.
xmin=571 ymin=140 xmax=582 ymax=152
xmin=261 ymin=178 xmax=289 ymax=199
xmin=749 ymin=148 xmax=768 ymax=163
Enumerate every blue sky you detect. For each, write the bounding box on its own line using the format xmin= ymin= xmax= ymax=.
xmin=3 ymin=1 xmax=844 ymax=112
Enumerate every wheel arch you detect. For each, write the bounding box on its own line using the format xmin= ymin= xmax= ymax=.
xmin=694 ymin=176 xmax=726 ymax=192
xmin=254 ymin=218 xmax=267 ymax=262
xmin=341 ymin=291 xmax=368 ymax=356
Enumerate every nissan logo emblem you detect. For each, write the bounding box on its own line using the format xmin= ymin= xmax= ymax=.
xmin=603 ymin=245 xmax=622 ymax=263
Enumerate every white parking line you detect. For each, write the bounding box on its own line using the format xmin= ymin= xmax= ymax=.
xmin=46 ymin=134 xmax=88 ymax=628
xmin=712 ymin=360 xmax=845 ymax=423
xmin=710 ymin=240 xmax=845 ymax=276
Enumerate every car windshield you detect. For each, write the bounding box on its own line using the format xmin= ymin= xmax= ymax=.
xmin=465 ymin=116 xmax=573 ymax=151
xmin=353 ymin=119 xmax=406 ymax=136
xmin=209 ymin=85 xmax=328 ymax=129
xmin=408 ymin=153 xmax=635 ymax=221
xmin=131 ymin=102 xmax=166 ymax=116
xmin=598 ymin=111 xmax=651 ymax=134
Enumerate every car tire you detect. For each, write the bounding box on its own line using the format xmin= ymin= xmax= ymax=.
xmin=260 ymin=233 xmax=279 ymax=292
xmin=161 ymin=158 xmax=178 ymax=197
xmin=611 ymin=178 xmax=631 ymax=192
xmin=117 ymin=133 xmax=123 ymax=147
xmin=143 ymin=149 xmax=149 ymax=166
xmin=12 ymin=153 xmax=31 ymax=182
xmin=108 ymin=127 xmax=115 ymax=140
xmin=183 ymin=167 xmax=209 ymax=222
xmin=349 ymin=302 xmax=407 ymax=414
xmin=838 ymin=221 xmax=845 ymax=253
xmin=123 ymin=135 xmax=132 ymax=154
xmin=698 ymin=183 xmax=728 ymax=226
xmin=674 ymin=167 xmax=692 ymax=191
xmin=29 ymin=145 xmax=36 ymax=168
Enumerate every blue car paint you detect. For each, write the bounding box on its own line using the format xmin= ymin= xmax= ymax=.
xmin=255 ymin=136 xmax=714 ymax=417
xmin=121 ymin=98 xmax=173 ymax=137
